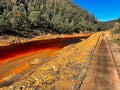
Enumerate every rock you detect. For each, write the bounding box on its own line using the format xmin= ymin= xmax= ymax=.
xmin=29 ymin=59 xmax=41 ymax=65
xmin=42 ymin=76 xmax=58 ymax=84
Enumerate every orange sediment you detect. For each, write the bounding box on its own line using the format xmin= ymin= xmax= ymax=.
xmin=0 ymin=35 xmax=85 ymax=81
xmin=10 ymin=64 xmax=29 ymax=74
xmin=0 ymin=32 xmax=101 ymax=89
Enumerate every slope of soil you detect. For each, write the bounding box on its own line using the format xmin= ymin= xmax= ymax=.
xmin=0 ymin=33 xmax=91 ymax=46
xmin=0 ymin=32 xmax=101 ymax=89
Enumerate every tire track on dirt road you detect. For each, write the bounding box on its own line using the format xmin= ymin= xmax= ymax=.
xmin=80 ymin=33 xmax=120 ymax=90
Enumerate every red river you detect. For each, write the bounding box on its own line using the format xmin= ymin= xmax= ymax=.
xmin=0 ymin=36 xmax=87 ymax=62
xmin=0 ymin=36 xmax=90 ymax=86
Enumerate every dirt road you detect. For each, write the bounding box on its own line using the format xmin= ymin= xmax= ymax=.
xmin=80 ymin=33 xmax=120 ymax=90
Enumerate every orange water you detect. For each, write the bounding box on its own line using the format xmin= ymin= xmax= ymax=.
xmin=0 ymin=37 xmax=82 ymax=62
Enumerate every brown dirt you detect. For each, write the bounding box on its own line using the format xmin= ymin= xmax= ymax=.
xmin=0 ymin=32 xmax=101 ymax=89
xmin=0 ymin=35 xmax=28 ymax=46
xmin=0 ymin=33 xmax=91 ymax=46
xmin=107 ymin=31 xmax=120 ymax=76
xmin=80 ymin=33 xmax=120 ymax=90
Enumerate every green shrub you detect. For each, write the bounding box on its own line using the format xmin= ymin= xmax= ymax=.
xmin=114 ymin=38 xmax=120 ymax=46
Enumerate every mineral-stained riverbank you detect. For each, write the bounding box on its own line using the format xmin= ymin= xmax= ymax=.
xmin=0 ymin=32 xmax=101 ymax=90
xmin=0 ymin=33 xmax=91 ymax=46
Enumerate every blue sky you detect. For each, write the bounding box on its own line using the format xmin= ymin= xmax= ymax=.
xmin=72 ymin=0 xmax=120 ymax=21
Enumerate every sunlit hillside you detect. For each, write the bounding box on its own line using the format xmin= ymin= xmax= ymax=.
xmin=0 ymin=0 xmax=113 ymax=37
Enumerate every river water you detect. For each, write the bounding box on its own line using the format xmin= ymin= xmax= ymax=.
xmin=0 ymin=37 xmax=82 ymax=62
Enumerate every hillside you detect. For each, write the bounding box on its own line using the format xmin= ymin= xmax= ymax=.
xmin=0 ymin=0 xmax=112 ymax=38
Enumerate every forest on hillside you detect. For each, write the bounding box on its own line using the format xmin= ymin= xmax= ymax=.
xmin=0 ymin=0 xmax=114 ymax=37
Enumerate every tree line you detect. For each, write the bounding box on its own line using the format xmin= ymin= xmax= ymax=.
xmin=0 ymin=0 xmax=114 ymax=37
